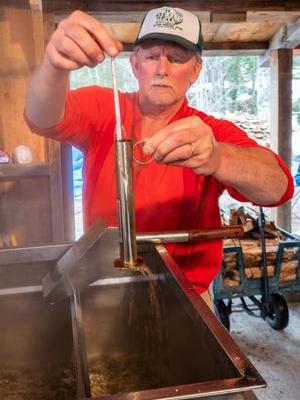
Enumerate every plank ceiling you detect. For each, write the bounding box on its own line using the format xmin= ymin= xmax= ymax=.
xmin=36 ymin=1 xmax=300 ymax=55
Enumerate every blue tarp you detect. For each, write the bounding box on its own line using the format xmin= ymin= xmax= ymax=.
xmin=72 ymin=147 xmax=83 ymax=197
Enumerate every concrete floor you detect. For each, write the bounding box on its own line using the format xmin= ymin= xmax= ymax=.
xmin=229 ymin=300 xmax=300 ymax=400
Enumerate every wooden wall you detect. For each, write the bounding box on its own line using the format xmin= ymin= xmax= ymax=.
xmin=0 ymin=1 xmax=73 ymax=247
xmin=0 ymin=2 xmax=46 ymax=159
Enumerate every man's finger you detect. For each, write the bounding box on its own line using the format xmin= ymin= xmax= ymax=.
xmin=143 ymin=116 xmax=202 ymax=155
xmin=63 ymin=25 xmax=105 ymax=63
xmin=165 ymin=153 xmax=210 ymax=170
xmin=72 ymin=11 xmax=120 ymax=57
xmin=46 ymin=42 xmax=83 ymax=70
xmin=143 ymin=124 xmax=185 ymax=155
xmin=158 ymin=143 xmax=195 ymax=163
xmin=55 ymin=34 xmax=98 ymax=67
xmin=156 ymin=129 xmax=200 ymax=161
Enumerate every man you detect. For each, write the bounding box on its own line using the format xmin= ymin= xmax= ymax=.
xmin=24 ymin=7 xmax=293 ymax=301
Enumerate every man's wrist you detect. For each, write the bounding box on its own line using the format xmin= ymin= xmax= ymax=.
xmin=41 ymin=56 xmax=70 ymax=82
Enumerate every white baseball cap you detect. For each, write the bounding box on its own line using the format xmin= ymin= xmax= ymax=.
xmin=135 ymin=7 xmax=203 ymax=52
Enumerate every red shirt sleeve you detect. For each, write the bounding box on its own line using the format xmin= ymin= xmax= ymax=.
xmin=201 ymin=116 xmax=294 ymax=206
xmin=24 ymin=86 xmax=115 ymax=152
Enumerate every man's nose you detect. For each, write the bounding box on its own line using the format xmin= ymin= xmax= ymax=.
xmin=156 ymin=56 xmax=170 ymax=76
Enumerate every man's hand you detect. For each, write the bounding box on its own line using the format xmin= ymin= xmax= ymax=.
xmin=142 ymin=115 xmax=290 ymax=205
xmin=45 ymin=10 xmax=123 ymax=70
xmin=25 ymin=10 xmax=123 ymax=129
xmin=143 ymin=116 xmax=220 ymax=175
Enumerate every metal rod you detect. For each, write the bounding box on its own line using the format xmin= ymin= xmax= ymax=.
xmin=136 ymin=225 xmax=244 ymax=244
xmin=111 ymin=57 xmax=122 ymax=141
xmin=137 ymin=232 xmax=189 ymax=243
xmin=258 ymin=207 xmax=271 ymax=315
xmin=115 ymin=140 xmax=138 ymax=267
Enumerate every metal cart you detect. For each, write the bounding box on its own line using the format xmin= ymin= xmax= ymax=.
xmin=213 ymin=220 xmax=300 ymax=332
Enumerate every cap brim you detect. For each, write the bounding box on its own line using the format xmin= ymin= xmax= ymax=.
xmin=135 ymin=33 xmax=202 ymax=52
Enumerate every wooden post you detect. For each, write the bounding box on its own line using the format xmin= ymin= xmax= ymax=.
xmin=270 ymin=49 xmax=293 ymax=231
xmin=42 ymin=9 xmax=75 ymax=241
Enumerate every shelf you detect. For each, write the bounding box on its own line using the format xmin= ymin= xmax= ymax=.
xmin=0 ymin=163 xmax=50 ymax=180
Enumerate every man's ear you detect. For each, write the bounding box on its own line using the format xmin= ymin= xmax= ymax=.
xmin=190 ymin=60 xmax=202 ymax=85
xmin=130 ymin=52 xmax=138 ymax=79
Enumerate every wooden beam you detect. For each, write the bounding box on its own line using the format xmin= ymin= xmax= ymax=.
xmin=204 ymin=48 xmax=267 ymax=56
xmin=123 ymin=41 xmax=268 ymax=55
xmin=210 ymin=12 xmax=247 ymax=23
xmin=247 ymin=11 xmax=300 ymax=23
xmin=0 ymin=164 xmax=49 ymax=180
xmin=269 ymin=25 xmax=288 ymax=50
xmin=43 ymin=1 xmax=300 ymax=14
xmin=51 ymin=17 xmax=268 ymax=54
xmin=55 ymin=11 xmax=300 ymax=24
xmin=203 ymin=41 xmax=268 ymax=51
xmin=203 ymin=41 xmax=267 ymax=56
xmin=286 ymin=17 xmax=300 ymax=47
xmin=260 ymin=17 xmax=300 ymax=66
xmin=29 ymin=0 xmax=45 ymax=64
xmin=48 ymin=140 xmax=65 ymax=242
xmin=269 ymin=17 xmax=300 ymax=49
xmin=270 ymin=49 xmax=293 ymax=231
xmin=29 ymin=0 xmax=42 ymax=11
xmin=1 ymin=0 xmax=29 ymax=8
xmin=41 ymin=11 xmax=73 ymax=242
xmin=54 ymin=11 xmax=211 ymax=23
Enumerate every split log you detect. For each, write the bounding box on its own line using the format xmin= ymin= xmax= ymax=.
xmin=222 ymin=238 xmax=299 ymax=283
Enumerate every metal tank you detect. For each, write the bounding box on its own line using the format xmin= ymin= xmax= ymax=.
xmin=0 ymin=234 xmax=265 ymax=400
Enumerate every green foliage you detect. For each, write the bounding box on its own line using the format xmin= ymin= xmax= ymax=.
xmin=196 ymin=56 xmax=258 ymax=115
xmin=224 ymin=56 xmax=257 ymax=113
xmin=293 ymin=98 xmax=300 ymax=125
xmin=70 ymin=56 xmax=137 ymax=92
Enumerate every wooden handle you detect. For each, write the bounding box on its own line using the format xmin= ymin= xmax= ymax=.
xmin=189 ymin=225 xmax=244 ymax=242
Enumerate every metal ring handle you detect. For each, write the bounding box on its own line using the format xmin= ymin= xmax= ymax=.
xmin=133 ymin=139 xmax=154 ymax=165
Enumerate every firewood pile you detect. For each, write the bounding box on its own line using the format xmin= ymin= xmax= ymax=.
xmin=227 ymin=113 xmax=271 ymax=147
xmin=222 ymin=207 xmax=299 ymax=287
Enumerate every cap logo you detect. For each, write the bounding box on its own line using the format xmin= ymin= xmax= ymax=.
xmin=154 ymin=8 xmax=183 ymax=31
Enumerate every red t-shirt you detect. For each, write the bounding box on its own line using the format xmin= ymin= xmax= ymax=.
xmin=26 ymin=86 xmax=294 ymax=293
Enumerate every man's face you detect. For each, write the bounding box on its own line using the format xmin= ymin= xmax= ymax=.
xmin=130 ymin=41 xmax=202 ymax=110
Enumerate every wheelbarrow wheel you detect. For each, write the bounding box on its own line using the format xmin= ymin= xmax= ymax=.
xmin=265 ymin=293 xmax=289 ymax=331
xmin=214 ymin=300 xmax=230 ymax=331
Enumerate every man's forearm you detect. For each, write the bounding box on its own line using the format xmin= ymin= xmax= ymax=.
xmin=213 ymin=143 xmax=288 ymax=205
xmin=25 ymin=58 xmax=70 ymax=129
xmin=25 ymin=10 xmax=122 ymax=130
